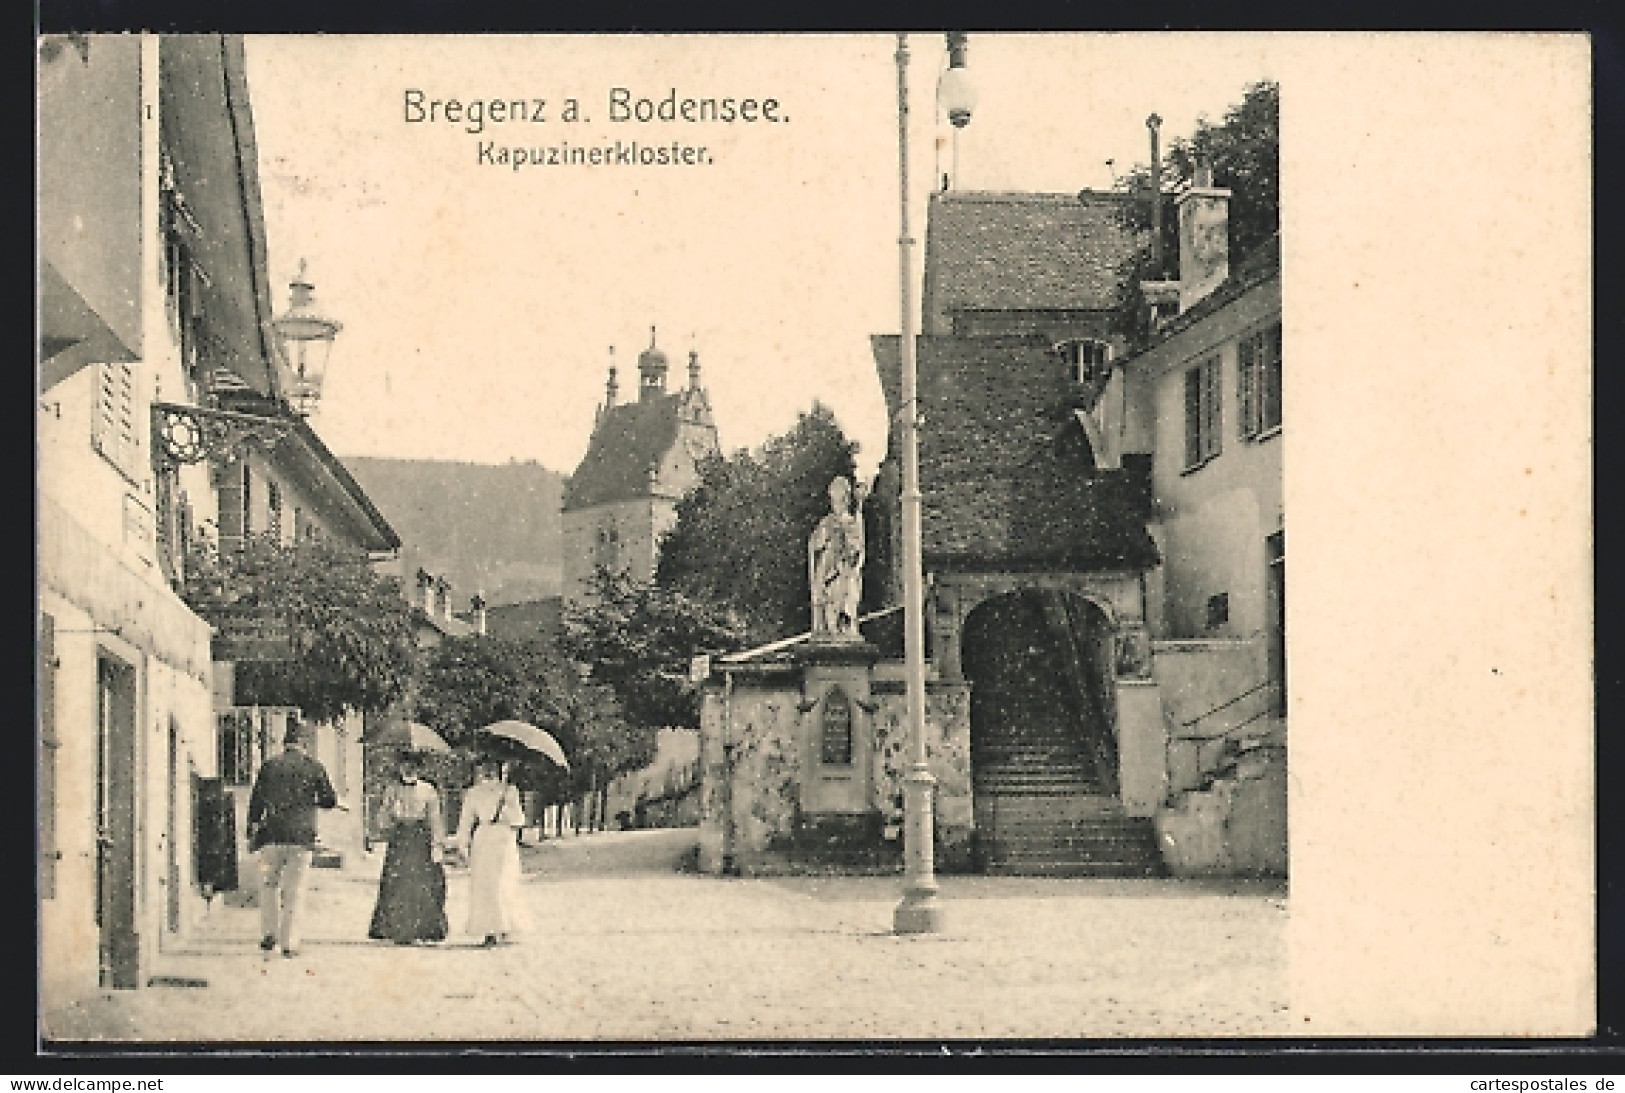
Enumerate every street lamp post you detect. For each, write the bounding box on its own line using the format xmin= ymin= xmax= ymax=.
xmin=892 ymin=31 xmax=972 ymax=935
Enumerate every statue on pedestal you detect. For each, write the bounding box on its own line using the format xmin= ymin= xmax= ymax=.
xmin=809 ymin=475 xmax=869 ymax=640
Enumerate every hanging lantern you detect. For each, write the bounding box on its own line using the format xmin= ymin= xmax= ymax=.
xmin=271 ymin=260 xmax=342 ymax=416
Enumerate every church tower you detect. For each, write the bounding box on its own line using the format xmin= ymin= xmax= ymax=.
xmin=561 ymin=329 xmax=720 ymax=603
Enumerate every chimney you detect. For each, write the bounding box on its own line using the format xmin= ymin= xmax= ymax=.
xmin=435 ymin=577 xmax=453 ymax=621
xmin=416 ymin=568 xmax=435 ymax=616
xmin=470 ymin=592 xmax=488 ymax=636
xmin=687 ymin=348 xmax=701 ymax=391
xmin=604 ymin=347 xmax=618 ymax=411
xmin=1175 ymin=159 xmax=1231 ymax=311
xmin=1146 ymin=113 xmax=1164 ymax=277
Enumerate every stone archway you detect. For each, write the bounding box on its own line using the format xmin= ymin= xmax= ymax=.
xmin=960 ymin=589 xmax=1118 ymax=802
xmin=958 ymin=588 xmax=1161 ymax=876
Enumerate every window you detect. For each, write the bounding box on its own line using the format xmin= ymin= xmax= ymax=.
xmin=218 ymin=711 xmax=255 ymax=786
xmin=242 ymin=465 xmax=253 ymax=538
xmin=1058 ymin=338 xmax=1113 ymax=386
xmin=164 ymin=232 xmax=204 ymax=378
xmin=267 ymin=480 xmax=283 ymax=541
xmin=1183 ymin=355 xmax=1222 ymax=469
xmin=595 ymin=524 xmax=621 ymax=571
xmin=1205 ymin=592 xmax=1230 ymax=630
xmin=820 ymin=687 xmax=854 ymax=766
xmin=91 ymin=362 xmax=142 ymax=483
xmin=160 ymin=154 xmax=215 ymax=388
xmin=217 ymin=708 xmax=276 ymax=787
xmin=1238 ymin=322 xmax=1283 ymax=439
xmin=214 ymin=460 xmax=248 ymax=551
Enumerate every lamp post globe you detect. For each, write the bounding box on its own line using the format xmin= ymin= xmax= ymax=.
xmin=937 ymin=65 xmax=978 ymax=129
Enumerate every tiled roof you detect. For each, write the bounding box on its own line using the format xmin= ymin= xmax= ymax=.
xmin=924 ymin=190 xmax=1142 ymax=321
xmin=872 ymin=334 xmax=1158 ymax=571
xmin=562 ymin=394 xmax=682 ymax=511
xmin=213 ymin=393 xmax=401 ymax=553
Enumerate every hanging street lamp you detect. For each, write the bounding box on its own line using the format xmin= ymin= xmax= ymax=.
xmin=271 ymin=260 xmax=342 ymax=417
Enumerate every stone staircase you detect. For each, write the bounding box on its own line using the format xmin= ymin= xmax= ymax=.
xmin=964 ymin=588 xmax=1163 ymax=878
xmin=974 ymin=727 xmax=1164 ymax=878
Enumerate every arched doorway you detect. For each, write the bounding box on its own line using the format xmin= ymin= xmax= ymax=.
xmin=961 ymin=589 xmax=1162 ymax=876
xmin=961 ymin=589 xmax=1117 ymax=799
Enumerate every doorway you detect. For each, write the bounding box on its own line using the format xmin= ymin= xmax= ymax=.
xmin=1266 ymin=530 xmax=1286 ymax=713
xmin=165 ymin=717 xmax=182 ymax=934
xmin=96 ymin=655 xmax=139 ymax=989
xmin=960 ymin=589 xmax=1118 ymax=799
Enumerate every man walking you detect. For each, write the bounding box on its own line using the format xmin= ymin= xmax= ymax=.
xmin=246 ymin=719 xmax=340 ymax=958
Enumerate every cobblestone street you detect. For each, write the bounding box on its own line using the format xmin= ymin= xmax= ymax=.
xmin=44 ymin=829 xmax=1288 ymax=1043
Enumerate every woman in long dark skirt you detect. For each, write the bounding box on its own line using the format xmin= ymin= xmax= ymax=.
xmin=368 ymin=756 xmax=449 ymax=945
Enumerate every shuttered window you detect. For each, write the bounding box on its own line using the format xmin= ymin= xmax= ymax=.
xmin=217 ymin=710 xmax=254 ymax=786
xmin=1183 ymin=355 xmax=1222 ymax=470
xmin=214 ymin=460 xmax=248 ymax=552
xmin=1262 ymin=323 xmax=1283 ymax=434
xmin=91 ymin=362 xmax=142 ymax=483
xmin=1238 ymin=335 xmax=1259 ymax=438
xmin=1239 ymin=323 xmax=1283 ymax=439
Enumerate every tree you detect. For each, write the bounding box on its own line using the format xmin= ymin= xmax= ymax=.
xmin=181 ymin=533 xmax=416 ymax=724
xmin=655 ymin=402 xmax=860 ymax=639
xmin=412 ymin=635 xmax=569 ymax=749
xmin=1110 ymin=80 xmax=1279 ymax=347
xmin=562 ymin=568 xmax=752 ymax=737
xmin=412 ymin=634 xmax=637 ymax=821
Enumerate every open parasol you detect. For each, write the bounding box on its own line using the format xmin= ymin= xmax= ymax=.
xmin=477 ymin=720 xmax=570 ymax=771
xmin=366 ymin=720 xmax=452 ymax=754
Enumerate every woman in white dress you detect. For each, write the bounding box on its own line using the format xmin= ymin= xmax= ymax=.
xmin=454 ymin=759 xmax=529 ymax=946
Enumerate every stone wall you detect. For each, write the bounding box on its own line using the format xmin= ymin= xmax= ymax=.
xmin=696 ymin=679 xmax=802 ymax=873
xmin=695 ymin=640 xmax=1289 ymax=879
xmin=697 ymin=663 xmax=974 ymax=875
xmin=1114 ymin=679 xmax=1168 ymax=817
xmin=1153 ymin=744 xmax=1287 ymax=877
xmin=872 ymin=678 xmax=974 ymax=871
xmin=1151 ymin=638 xmax=1268 ymax=794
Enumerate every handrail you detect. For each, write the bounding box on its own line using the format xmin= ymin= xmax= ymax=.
xmin=1162 ymin=684 xmax=1284 ymax=805
xmin=1177 ymin=678 xmax=1276 ymax=730
xmin=1230 ymin=703 xmax=1282 ymax=738
xmin=717 ymin=605 xmax=903 ymax=665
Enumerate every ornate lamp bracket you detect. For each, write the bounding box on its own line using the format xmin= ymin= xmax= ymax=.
xmin=151 ymin=401 xmax=295 ymax=468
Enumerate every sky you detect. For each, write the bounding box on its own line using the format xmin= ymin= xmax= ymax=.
xmin=243 ymin=34 xmax=1277 ymax=480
